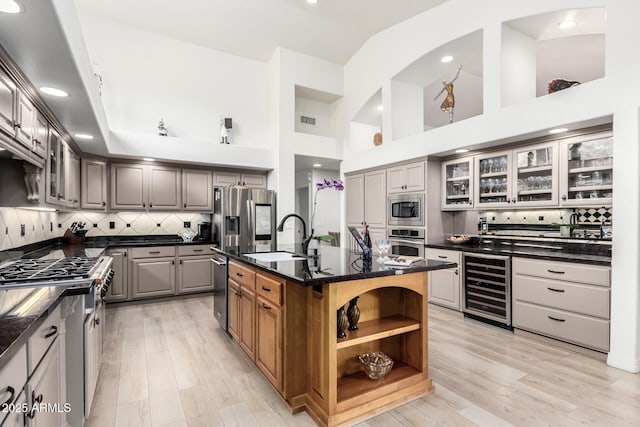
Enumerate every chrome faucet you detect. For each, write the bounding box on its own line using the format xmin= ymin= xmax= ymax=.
xmin=569 ymin=212 xmax=579 ymax=238
xmin=276 ymin=214 xmax=312 ymax=254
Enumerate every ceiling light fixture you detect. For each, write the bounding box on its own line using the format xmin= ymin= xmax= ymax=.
xmin=0 ymin=0 xmax=21 ymax=14
xmin=143 ymin=158 xmax=155 ymax=162
xmin=558 ymin=19 xmax=577 ymax=30
xmin=376 ymin=105 xmax=384 ymax=112
xmin=40 ymin=87 xmax=68 ymax=97
xmin=74 ymin=133 xmax=94 ymax=140
xmin=306 ymin=0 xmax=318 ymax=4
xmin=548 ymin=127 xmax=569 ymax=134
xmin=441 ymin=55 xmax=454 ymax=63
xmin=313 ymin=163 xmax=322 ymax=168
xmin=455 ymin=149 xmax=469 ymax=153
xmin=0 ymin=147 xmax=5 ymax=151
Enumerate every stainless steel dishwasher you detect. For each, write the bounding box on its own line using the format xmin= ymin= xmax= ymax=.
xmin=211 ymin=248 xmax=228 ymax=332
xmin=462 ymin=253 xmax=511 ymax=329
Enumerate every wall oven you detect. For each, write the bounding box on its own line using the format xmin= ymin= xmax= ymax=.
xmin=388 ymin=228 xmax=425 ymax=258
xmin=388 ymin=193 xmax=424 ymax=227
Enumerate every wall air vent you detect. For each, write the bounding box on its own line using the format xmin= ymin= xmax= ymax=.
xmin=299 ymin=114 xmax=317 ymax=127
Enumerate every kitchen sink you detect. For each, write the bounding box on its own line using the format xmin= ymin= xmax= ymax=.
xmin=243 ymin=251 xmax=306 ymax=262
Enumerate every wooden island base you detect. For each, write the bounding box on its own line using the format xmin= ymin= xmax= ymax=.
xmin=227 ymin=259 xmax=434 ymax=427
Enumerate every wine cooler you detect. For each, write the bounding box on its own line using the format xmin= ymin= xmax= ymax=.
xmin=462 ymin=253 xmax=511 ymax=328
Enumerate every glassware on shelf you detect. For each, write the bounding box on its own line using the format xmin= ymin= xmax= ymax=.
xmin=374 ymin=239 xmax=390 ymax=264
xmin=593 ymin=171 xmax=603 ymax=186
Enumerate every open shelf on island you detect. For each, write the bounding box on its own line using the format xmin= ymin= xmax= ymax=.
xmin=336 ymin=315 xmax=420 ymax=349
xmin=336 ymin=360 xmax=421 ymax=405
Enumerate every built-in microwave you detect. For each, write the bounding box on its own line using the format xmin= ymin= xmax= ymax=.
xmin=388 ymin=193 xmax=424 ymax=227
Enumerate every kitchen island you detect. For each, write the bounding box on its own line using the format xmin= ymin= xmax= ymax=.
xmin=220 ymin=245 xmax=456 ymax=426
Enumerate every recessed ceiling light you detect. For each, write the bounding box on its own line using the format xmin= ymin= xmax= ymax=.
xmin=40 ymin=87 xmax=68 ymax=97
xmin=455 ymin=149 xmax=469 ymax=153
xmin=313 ymin=163 xmax=322 ymax=168
xmin=549 ymin=127 xmax=569 ymax=134
xmin=0 ymin=0 xmax=21 ymax=14
xmin=376 ymin=105 xmax=384 ymax=112
xmin=306 ymin=0 xmax=318 ymax=4
xmin=0 ymin=147 xmax=5 ymax=151
xmin=558 ymin=19 xmax=577 ymax=30
xmin=441 ymin=55 xmax=454 ymax=63
xmin=75 ymin=133 xmax=94 ymax=140
xmin=143 ymin=158 xmax=155 ymax=162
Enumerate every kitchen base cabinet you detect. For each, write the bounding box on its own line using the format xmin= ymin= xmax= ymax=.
xmin=178 ymin=255 xmax=214 ymax=294
xmin=131 ymin=257 xmax=176 ymax=299
xmin=228 ymin=280 xmax=241 ymax=341
xmin=256 ymin=296 xmax=282 ymax=391
xmin=26 ymin=338 xmax=64 ymax=427
xmin=239 ymin=286 xmax=256 ymax=360
xmin=3 ymin=391 xmax=26 ymax=427
xmin=426 ymin=249 xmax=461 ymax=311
xmin=0 ymin=344 xmax=27 ymax=426
xmin=105 ymin=249 xmax=128 ymax=302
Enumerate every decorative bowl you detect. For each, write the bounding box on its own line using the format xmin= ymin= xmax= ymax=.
xmin=446 ymin=235 xmax=471 ymax=244
xmin=178 ymin=228 xmax=197 ymax=243
xmin=358 ymin=352 xmax=394 ymax=380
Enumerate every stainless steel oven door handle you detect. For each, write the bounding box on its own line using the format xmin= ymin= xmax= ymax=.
xmin=389 ymin=239 xmax=423 ymax=246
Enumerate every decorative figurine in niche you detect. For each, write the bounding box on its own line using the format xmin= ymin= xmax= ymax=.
xmin=347 ymin=297 xmax=360 ymax=331
xmin=220 ymin=117 xmax=232 ymax=144
xmin=434 ymin=64 xmax=462 ymax=124
xmin=337 ymin=306 xmax=349 ymax=339
xmin=158 ymin=118 xmax=168 ymax=136
xmin=547 ymin=78 xmax=580 ymax=93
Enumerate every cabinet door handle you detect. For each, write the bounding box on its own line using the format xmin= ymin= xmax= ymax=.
xmin=150 ymin=203 xmax=153 ymax=208
xmin=193 ymin=249 xmax=203 ymax=252
xmin=183 ymin=203 xmax=187 ymax=208
xmin=149 ymin=251 xmax=161 ymax=254
xmin=548 ymin=316 xmax=566 ymax=322
xmin=44 ymin=325 xmax=58 ymax=339
xmin=142 ymin=202 xmax=146 ymax=208
xmin=102 ymin=201 xmax=106 ymax=207
xmin=547 ymin=269 xmax=565 ymax=275
xmin=95 ymin=317 xmax=100 ymax=326
xmin=512 ymin=198 xmax=516 ymax=203
xmin=261 ymin=286 xmax=271 ymax=292
xmin=561 ymin=195 xmax=567 ymax=201
xmin=547 ymin=287 xmax=565 ymax=293
xmin=262 ymin=304 xmax=272 ymax=310
xmin=179 ymin=260 xmax=183 ymax=264
xmin=236 ymin=272 xmax=243 ymax=277
xmin=507 ymin=198 xmax=511 ymax=203
xmin=1 ymin=386 xmax=15 ymax=407
xmin=27 ymin=391 xmax=43 ymax=419
xmin=438 ymin=255 xmax=448 ymax=259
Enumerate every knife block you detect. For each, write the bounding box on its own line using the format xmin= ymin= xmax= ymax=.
xmin=63 ymin=229 xmax=87 ymax=245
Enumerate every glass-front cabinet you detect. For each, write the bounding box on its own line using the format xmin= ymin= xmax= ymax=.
xmin=474 ymin=150 xmax=512 ymax=208
xmin=512 ymin=142 xmax=558 ymax=207
xmin=46 ymin=129 xmax=66 ymax=205
xmin=441 ymin=157 xmax=474 ymax=210
xmin=559 ymin=132 xmax=613 ymax=206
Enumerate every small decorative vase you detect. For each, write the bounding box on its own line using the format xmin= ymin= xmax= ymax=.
xmin=347 ymin=297 xmax=360 ymax=331
xmin=337 ymin=306 xmax=348 ymax=339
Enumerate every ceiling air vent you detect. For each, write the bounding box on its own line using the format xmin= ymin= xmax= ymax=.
xmin=299 ymin=114 xmax=317 ymax=127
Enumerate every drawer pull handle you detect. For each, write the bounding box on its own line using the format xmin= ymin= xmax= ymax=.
xmin=149 ymin=251 xmax=161 ymax=254
xmin=547 ymin=287 xmax=565 ymax=293
xmin=193 ymin=249 xmax=203 ymax=252
xmin=262 ymin=304 xmax=272 ymax=310
xmin=438 ymin=255 xmax=448 ymax=259
xmin=236 ymin=272 xmax=243 ymax=277
xmin=261 ymin=286 xmax=271 ymax=292
xmin=44 ymin=325 xmax=58 ymax=339
xmin=27 ymin=391 xmax=43 ymax=419
xmin=547 ymin=269 xmax=565 ymax=274
xmin=1 ymin=386 xmax=15 ymax=407
xmin=548 ymin=316 xmax=566 ymax=322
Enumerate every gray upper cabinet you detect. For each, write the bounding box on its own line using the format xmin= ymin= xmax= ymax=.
xmin=213 ymin=170 xmax=267 ymax=188
xmin=32 ymin=111 xmax=48 ymax=159
xmin=81 ymin=159 xmax=108 ymax=210
xmin=387 ymin=161 xmax=425 ymax=193
xmin=345 ymin=173 xmax=365 ymax=227
xmin=0 ymin=69 xmax=16 ymax=138
xmin=46 ymin=130 xmax=66 ymax=205
xmin=214 ymin=171 xmax=241 ymax=187
xmin=182 ymin=169 xmax=212 ymax=210
xmin=65 ymin=148 xmax=80 ymax=208
xmin=241 ymin=173 xmax=267 ymax=188
xmin=364 ymin=170 xmax=386 ymax=228
xmin=15 ymin=90 xmax=35 ymax=149
xmin=148 ymin=165 xmax=181 ymax=210
xmin=110 ymin=163 xmax=147 ymax=210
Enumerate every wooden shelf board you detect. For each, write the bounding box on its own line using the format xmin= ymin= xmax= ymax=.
xmin=336 ymin=315 xmax=420 ymax=350
xmin=517 ymin=165 xmax=552 ymax=174
xmin=518 ymin=189 xmax=552 ymax=195
xmin=446 ymin=176 xmax=470 ymax=182
xmin=479 ymin=171 xmax=508 ymax=178
xmin=337 ymin=361 xmax=421 ymax=404
xmin=568 ymin=185 xmax=612 ymax=192
xmin=568 ymin=165 xmax=613 ymax=174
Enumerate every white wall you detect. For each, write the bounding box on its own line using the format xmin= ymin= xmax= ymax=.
xmin=391 ymin=80 xmax=424 ymax=140
xmin=77 ymin=12 xmax=270 ymax=159
xmin=295 ymin=97 xmax=331 ymax=137
xmin=501 ymin=24 xmax=537 ymax=106
xmin=309 ymin=169 xmax=341 ymax=238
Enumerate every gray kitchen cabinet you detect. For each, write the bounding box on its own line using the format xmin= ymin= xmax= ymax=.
xmin=45 ymin=130 xmax=66 ymax=205
xmin=177 ymin=254 xmax=214 ymax=294
xmin=0 ymin=68 xmax=16 ymax=137
xmin=364 ymin=170 xmax=387 ymax=228
xmin=15 ymin=90 xmax=35 ymax=149
xmin=0 ymin=344 xmax=27 ymax=426
xmin=345 ymin=173 xmax=365 ymax=227
xmin=131 ymin=257 xmax=176 ymax=299
xmin=182 ymin=168 xmax=213 ymax=210
xmin=426 ymin=248 xmax=461 ymax=310
xmin=387 ymin=161 xmax=425 ymax=193
xmin=3 ymin=390 xmax=26 ymax=427
xmin=26 ymin=337 xmax=64 ymax=427
xmin=213 ymin=170 xmax=267 ymax=188
xmin=105 ymin=249 xmax=128 ymax=302
xmin=81 ymin=159 xmax=108 ymax=210
xmin=32 ymin=111 xmax=48 ymax=159
xmin=241 ymin=172 xmax=267 ymax=188
xmin=65 ymin=147 xmax=81 ymax=208
xmin=148 ymin=165 xmax=181 ymax=210
xmin=110 ymin=163 xmax=146 ymax=209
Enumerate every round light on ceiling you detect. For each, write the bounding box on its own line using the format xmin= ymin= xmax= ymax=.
xmin=455 ymin=149 xmax=469 ymax=153
xmin=0 ymin=0 xmax=21 ymax=14
xmin=441 ymin=55 xmax=454 ymax=63
xmin=548 ymin=127 xmax=569 ymax=134
xmin=40 ymin=87 xmax=68 ymax=97
xmin=306 ymin=0 xmax=318 ymax=4
xmin=75 ymin=133 xmax=94 ymax=140
xmin=143 ymin=158 xmax=155 ymax=162
xmin=376 ymin=105 xmax=384 ymax=112
xmin=558 ymin=19 xmax=577 ymax=30
xmin=313 ymin=163 xmax=322 ymax=168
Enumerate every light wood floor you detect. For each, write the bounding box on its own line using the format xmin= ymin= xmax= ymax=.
xmin=86 ymin=296 xmax=640 ymax=427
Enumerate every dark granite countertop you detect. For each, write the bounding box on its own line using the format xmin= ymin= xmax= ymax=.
xmin=219 ymin=245 xmax=457 ymax=286
xmin=427 ymin=238 xmax=611 ymax=266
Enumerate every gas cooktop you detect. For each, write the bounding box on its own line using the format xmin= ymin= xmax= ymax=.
xmin=0 ymin=257 xmax=99 ymax=285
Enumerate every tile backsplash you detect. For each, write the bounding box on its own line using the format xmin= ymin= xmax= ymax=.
xmin=0 ymin=208 xmax=59 ymax=251
xmin=57 ymin=212 xmax=211 ymax=237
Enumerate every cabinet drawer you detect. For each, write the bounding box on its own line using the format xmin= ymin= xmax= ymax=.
xmin=426 ymin=248 xmax=460 ymax=263
xmin=514 ymin=301 xmax=609 ymax=351
xmin=27 ymin=303 xmax=61 ymax=374
xmin=229 ymin=261 xmax=256 ymax=290
xmin=256 ymin=273 xmax=283 ymax=306
xmin=0 ymin=345 xmax=27 ymax=406
xmin=178 ymin=245 xmax=215 ymax=256
xmin=130 ymin=246 xmax=176 ymax=258
xmin=513 ymin=258 xmax=610 ymax=287
xmin=514 ymin=275 xmax=610 ymax=319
